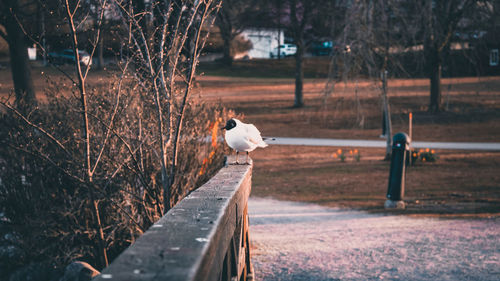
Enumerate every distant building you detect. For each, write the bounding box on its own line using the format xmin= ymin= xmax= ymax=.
xmin=240 ymin=29 xmax=284 ymax=59
xmin=483 ymin=30 xmax=500 ymax=75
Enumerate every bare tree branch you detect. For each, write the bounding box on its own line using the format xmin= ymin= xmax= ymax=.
xmin=91 ymin=58 xmax=130 ymax=175
xmin=170 ymin=2 xmax=218 ymax=189
xmin=5 ymin=143 xmax=84 ymax=184
xmin=64 ymin=0 xmax=109 ymax=266
xmin=0 ymin=101 xmax=73 ymax=158
xmin=0 ymin=28 xmax=7 ymax=41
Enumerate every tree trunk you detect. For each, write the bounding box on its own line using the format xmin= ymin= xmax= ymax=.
xmin=216 ymin=8 xmax=233 ymax=67
xmin=293 ymin=43 xmax=304 ymax=108
xmin=222 ymin=35 xmax=233 ymax=66
xmin=424 ymin=0 xmax=442 ymax=114
xmin=429 ymin=53 xmax=442 ymax=113
xmin=3 ymin=1 xmax=37 ymax=112
xmin=96 ymin=36 xmax=104 ymax=70
xmin=94 ymin=2 xmax=104 ymax=70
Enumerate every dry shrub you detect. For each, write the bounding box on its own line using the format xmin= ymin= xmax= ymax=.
xmin=0 ymin=78 xmax=231 ymax=277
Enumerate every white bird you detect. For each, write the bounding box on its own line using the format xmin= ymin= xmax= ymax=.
xmin=221 ymin=118 xmax=268 ymax=164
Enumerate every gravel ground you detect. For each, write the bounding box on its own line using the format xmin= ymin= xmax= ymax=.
xmin=248 ymin=198 xmax=500 ymax=281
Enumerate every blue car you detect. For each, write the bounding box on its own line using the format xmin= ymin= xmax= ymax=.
xmin=48 ymin=49 xmax=92 ymax=66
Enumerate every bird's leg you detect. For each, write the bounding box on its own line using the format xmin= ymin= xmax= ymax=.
xmin=245 ymin=151 xmax=249 ymax=164
xmin=235 ymin=151 xmax=239 ymax=164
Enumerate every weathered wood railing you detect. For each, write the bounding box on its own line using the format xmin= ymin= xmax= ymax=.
xmin=94 ymin=157 xmax=254 ymax=281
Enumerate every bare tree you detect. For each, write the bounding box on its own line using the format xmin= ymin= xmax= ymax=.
xmin=287 ymin=0 xmax=311 ymax=107
xmin=349 ymin=0 xmax=490 ymax=114
xmin=62 ymin=0 xmax=112 ymax=266
xmin=280 ymin=0 xmax=334 ymax=108
xmin=114 ymin=0 xmax=221 ymax=212
xmin=215 ymin=0 xmax=256 ymax=65
xmin=334 ymin=0 xmax=411 ymax=159
xmin=420 ymin=0 xmax=475 ymax=113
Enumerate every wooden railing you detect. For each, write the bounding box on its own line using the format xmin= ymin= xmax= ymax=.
xmin=94 ymin=157 xmax=254 ymax=281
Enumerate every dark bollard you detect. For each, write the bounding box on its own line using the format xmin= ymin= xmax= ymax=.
xmin=385 ymin=132 xmax=410 ymax=209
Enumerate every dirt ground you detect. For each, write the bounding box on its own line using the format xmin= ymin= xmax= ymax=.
xmin=249 ymin=198 xmax=500 ymax=281
xmin=197 ymin=75 xmax=500 ymax=216
xmin=1 ymin=65 xmax=499 ymax=216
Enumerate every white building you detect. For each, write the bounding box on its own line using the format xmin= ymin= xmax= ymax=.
xmin=240 ymin=28 xmax=284 ymax=59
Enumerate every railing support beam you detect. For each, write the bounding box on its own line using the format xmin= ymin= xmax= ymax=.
xmin=94 ymin=156 xmax=253 ymax=281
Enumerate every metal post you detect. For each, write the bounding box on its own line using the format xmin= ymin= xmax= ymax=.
xmin=385 ymin=132 xmax=410 ymax=209
xmin=408 ymin=112 xmax=413 ymax=166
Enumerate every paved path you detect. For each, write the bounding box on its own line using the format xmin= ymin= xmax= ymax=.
xmin=249 ymin=198 xmax=500 ymax=281
xmin=265 ymin=137 xmax=500 ymax=151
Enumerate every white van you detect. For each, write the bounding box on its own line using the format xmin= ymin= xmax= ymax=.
xmin=270 ymin=44 xmax=297 ymax=58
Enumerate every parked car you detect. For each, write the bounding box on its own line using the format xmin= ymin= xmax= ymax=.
xmin=311 ymin=40 xmax=351 ymax=56
xmin=311 ymin=41 xmax=335 ymax=56
xmin=270 ymin=44 xmax=297 ymax=58
xmin=48 ymin=49 xmax=92 ymax=66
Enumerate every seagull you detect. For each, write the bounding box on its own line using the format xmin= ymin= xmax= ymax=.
xmin=221 ymin=118 xmax=268 ymax=164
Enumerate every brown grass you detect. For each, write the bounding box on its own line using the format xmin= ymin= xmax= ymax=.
xmin=197 ymin=75 xmax=500 ymax=216
xmin=250 ymin=146 xmax=500 ymax=216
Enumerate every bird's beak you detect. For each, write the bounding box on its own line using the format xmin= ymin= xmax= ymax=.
xmin=220 ymin=125 xmax=226 ymax=130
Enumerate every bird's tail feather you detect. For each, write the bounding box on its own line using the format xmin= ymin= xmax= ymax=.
xmin=261 ymin=137 xmax=274 ymax=147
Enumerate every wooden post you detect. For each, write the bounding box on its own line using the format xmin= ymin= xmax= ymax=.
xmin=382 ymin=70 xmax=392 ymax=160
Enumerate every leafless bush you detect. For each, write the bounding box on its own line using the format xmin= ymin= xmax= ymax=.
xmin=0 ymin=0 xmax=225 ymax=277
xmin=0 ymin=78 xmax=229 ymax=272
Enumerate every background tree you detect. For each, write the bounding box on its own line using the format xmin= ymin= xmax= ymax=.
xmin=0 ymin=0 xmax=37 ymax=112
xmin=91 ymin=0 xmax=106 ymax=69
xmin=213 ymin=0 xmax=339 ymax=107
xmin=458 ymin=1 xmax=499 ymax=77
xmin=334 ymin=0 xmax=416 ymax=158
xmin=215 ymin=0 xmax=257 ymax=65
xmin=286 ymin=0 xmax=333 ymax=108
xmin=419 ymin=0 xmax=475 ymax=112
xmin=288 ymin=0 xmax=311 ymax=108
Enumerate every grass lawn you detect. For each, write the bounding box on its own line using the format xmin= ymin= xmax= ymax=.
xmin=250 ymin=145 xmax=500 ymax=216
xmin=1 ymin=59 xmax=499 ymax=216
xmin=198 ymin=56 xmax=331 ymax=78
xmin=196 ymin=63 xmax=500 ymax=216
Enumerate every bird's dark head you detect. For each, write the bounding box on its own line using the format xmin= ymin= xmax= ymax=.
xmin=222 ymin=119 xmax=237 ymax=131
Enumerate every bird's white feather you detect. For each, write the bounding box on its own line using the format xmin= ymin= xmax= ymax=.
xmin=244 ymin=123 xmax=268 ymax=147
xmin=225 ymin=119 xmax=268 ymax=152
